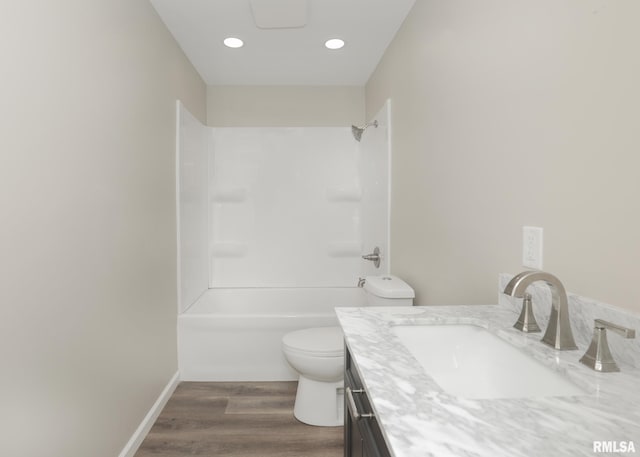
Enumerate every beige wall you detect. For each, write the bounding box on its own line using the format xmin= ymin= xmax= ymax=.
xmin=208 ymin=85 xmax=365 ymax=126
xmin=0 ymin=2 xmax=205 ymax=457
xmin=368 ymin=0 xmax=640 ymax=312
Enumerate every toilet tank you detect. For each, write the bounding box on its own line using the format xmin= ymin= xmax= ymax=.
xmin=363 ymin=275 xmax=414 ymax=306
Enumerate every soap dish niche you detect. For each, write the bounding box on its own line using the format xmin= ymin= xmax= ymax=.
xmin=211 ymin=242 xmax=248 ymax=258
xmin=327 ymin=242 xmax=363 ymax=258
xmin=326 ymin=187 xmax=362 ymax=202
xmin=212 ymin=188 xmax=247 ymax=203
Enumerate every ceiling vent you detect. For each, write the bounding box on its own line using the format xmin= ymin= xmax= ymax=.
xmin=249 ymin=0 xmax=307 ymax=29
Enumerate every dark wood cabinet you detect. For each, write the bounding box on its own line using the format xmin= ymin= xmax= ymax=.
xmin=344 ymin=345 xmax=391 ymax=457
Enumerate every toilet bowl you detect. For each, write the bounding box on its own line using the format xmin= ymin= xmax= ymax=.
xmin=282 ymin=327 xmax=344 ymax=426
xmin=282 ymin=275 xmax=414 ymax=426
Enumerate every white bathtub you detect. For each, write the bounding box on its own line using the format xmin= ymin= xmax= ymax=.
xmin=178 ymin=287 xmax=366 ymax=381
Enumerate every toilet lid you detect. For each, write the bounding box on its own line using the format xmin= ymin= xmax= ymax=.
xmin=282 ymin=326 xmax=344 ymax=357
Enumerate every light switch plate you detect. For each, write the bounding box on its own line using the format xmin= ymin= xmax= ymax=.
xmin=522 ymin=226 xmax=543 ymax=270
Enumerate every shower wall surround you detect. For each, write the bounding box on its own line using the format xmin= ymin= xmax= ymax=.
xmin=177 ymin=102 xmax=209 ymax=312
xmin=210 ymin=127 xmax=362 ymax=287
xmin=358 ymin=101 xmax=391 ymax=277
xmin=176 ymin=100 xmax=392 ymax=300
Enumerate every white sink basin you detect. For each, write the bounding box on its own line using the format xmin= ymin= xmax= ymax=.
xmin=391 ymin=324 xmax=585 ymax=399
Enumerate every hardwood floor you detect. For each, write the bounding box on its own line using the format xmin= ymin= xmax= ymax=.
xmin=135 ymin=382 xmax=344 ymax=457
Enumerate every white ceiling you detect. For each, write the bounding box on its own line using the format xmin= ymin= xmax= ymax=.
xmin=150 ymin=0 xmax=416 ymax=86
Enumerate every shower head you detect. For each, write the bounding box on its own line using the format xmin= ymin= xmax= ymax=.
xmin=351 ymin=125 xmax=364 ymax=142
xmin=351 ymin=120 xmax=378 ymax=142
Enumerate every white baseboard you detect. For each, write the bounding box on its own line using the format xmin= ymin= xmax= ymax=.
xmin=118 ymin=371 xmax=180 ymax=457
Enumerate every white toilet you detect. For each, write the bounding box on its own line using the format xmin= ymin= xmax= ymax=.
xmin=282 ymin=275 xmax=414 ymax=426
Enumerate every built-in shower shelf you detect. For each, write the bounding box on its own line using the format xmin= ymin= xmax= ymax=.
xmin=211 ymin=242 xmax=248 ymax=257
xmin=211 ymin=188 xmax=248 ymax=203
xmin=327 ymin=242 xmax=363 ymax=258
xmin=180 ymin=186 xmax=206 ymax=201
xmin=326 ymin=187 xmax=362 ymax=202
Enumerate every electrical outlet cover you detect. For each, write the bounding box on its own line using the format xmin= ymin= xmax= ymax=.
xmin=522 ymin=226 xmax=543 ymax=270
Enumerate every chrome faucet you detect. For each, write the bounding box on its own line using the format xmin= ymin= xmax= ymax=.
xmin=503 ymin=271 xmax=578 ymax=350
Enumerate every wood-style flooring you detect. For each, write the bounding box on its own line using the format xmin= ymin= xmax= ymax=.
xmin=135 ymin=382 xmax=343 ymax=457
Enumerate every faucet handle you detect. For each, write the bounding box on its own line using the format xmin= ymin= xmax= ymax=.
xmin=361 ymin=247 xmax=381 ymax=268
xmin=513 ymin=293 xmax=541 ymax=333
xmin=579 ymin=319 xmax=636 ymax=372
xmin=594 ymin=319 xmax=636 ymax=339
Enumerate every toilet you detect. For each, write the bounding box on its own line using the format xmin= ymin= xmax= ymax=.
xmin=282 ymin=275 xmax=414 ymax=426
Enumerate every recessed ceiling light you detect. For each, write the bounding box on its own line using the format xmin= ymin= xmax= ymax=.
xmin=325 ymin=38 xmax=345 ymax=50
xmin=223 ymin=37 xmax=244 ymax=49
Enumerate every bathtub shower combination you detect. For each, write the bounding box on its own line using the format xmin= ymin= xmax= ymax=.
xmin=176 ymin=100 xmax=392 ymax=381
xmin=179 ymin=287 xmax=366 ymax=381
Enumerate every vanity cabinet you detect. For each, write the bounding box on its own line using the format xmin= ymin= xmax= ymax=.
xmin=344 ymin=345 xmax=391 ymax=457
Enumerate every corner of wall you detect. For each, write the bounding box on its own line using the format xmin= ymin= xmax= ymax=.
xmin=118 ymin=372 xmax=180 ymax=457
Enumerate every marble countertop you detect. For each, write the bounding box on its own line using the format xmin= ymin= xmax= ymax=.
xmin=336 ymin=304 xmax=640 ymax=457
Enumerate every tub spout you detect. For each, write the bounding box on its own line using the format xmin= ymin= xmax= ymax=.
xmin=503 ymin=271 xmax=578 ymax=350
